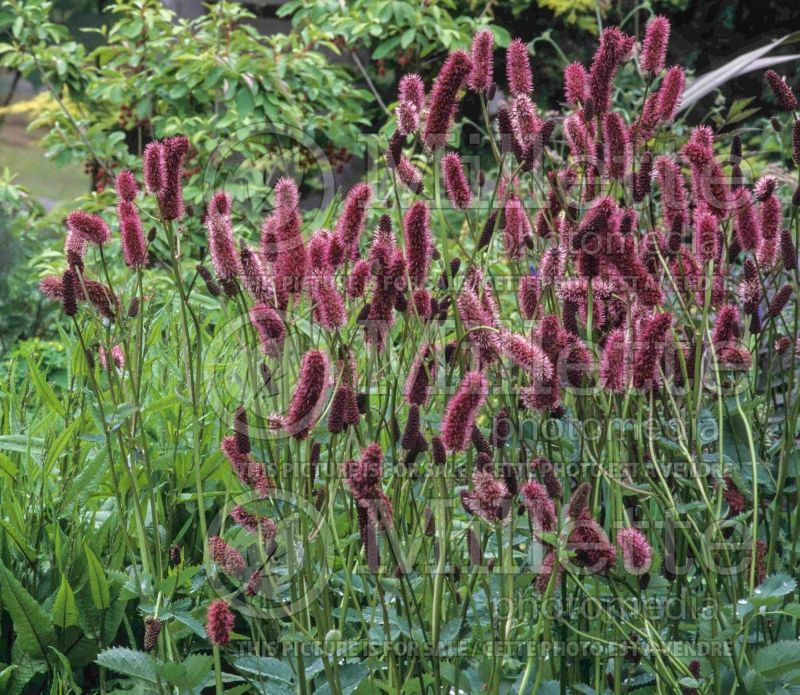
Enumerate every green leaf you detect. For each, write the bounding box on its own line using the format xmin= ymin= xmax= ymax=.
xmin=26 ymin=358 xmax=64 ymax=418
xmin=52 ymin=575 xmax=78 ymax=630
xmin=84 ymin=545 xmax=111 ymax=611
xmin=0 ymin=563 xmax=57 ymax=665
xmin=751 ymin=574 xmax=797 ymax=607
xmin=753 ymin=641 xmax=800 ymax=681
xmin=234 ymin=655 xmax=293 ymax=684
xmin=96 ymin=647 xmax=157 ymax=683
xmin=155 ymin=654 xmax=212 ymax=690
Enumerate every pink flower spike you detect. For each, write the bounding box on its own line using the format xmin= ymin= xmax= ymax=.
xmin=441 ymin=371 xmax=489 ymax=451
xmin=602 ymin=112 xmax=631 ymax=180
xmin=640 ymin=16 xmax=670 ymax=74
xmin=67 ymin=211 xmax=111 ymax=246
xmin=335 ymin=182 xmax=373 ymax=259
xmin=655 ymin=66 xmax=684 ymax=123
xmin=403 ymin=201 xmax=432 ymax=287
xmin=616 ymin=527 xmax=653 ymax=575
xmin=468 ymin=29 xmax=494 ymax=92
xmin=284 ymin=349 xmax=330 ymax=439
xmin=424 ymin=50 xmax=472 ymax=148
xmin=398 ymin=74 xmax=425 ymax=112
xmin=206 ymin=599 xmax=235 ymax=646
xmin=563 ymin=62 xmax=589 ymax=106
xmin=143 ymin=141 xmax=165 ymax=195
xmin=206 ymin=191 xmax=241 ymax=283
xmin=118 ymin=200 xmax=147 ymax=268
xmin=506 ymin=39 xmax=533 ymax=96
xmin=441 ymin=152 xmax=471 ymax=209
xmin=115 ymin=170 xmax=138 ymax=202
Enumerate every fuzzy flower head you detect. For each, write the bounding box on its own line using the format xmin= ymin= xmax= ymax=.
xmin=398 ymin=74 xmax=425 ymax=112
xmin=441 ymin=152 xmax=472 ymax=209
xmin=115 ymin=170 xmax=138 ymax=202
xmin=640 ymin=16 xmax=670 ymax=74
xmin=403 ymin=201 xmax=432 ymax=287
xmin=441 ymin=371 xmax=489 ymax=451
xmin=423 ymin=50 xmax=472 ymax=148
xmin=118 ymin=200 xmax=147 ymax=268
xmin=206 ymin=191 xmax=241 ymax=283
xmin=616 ymin=527 xmax=653 ymax=575
xmin=284 ymin=349 xmax=330 ymax=439
xmin=506 ymin=38 xmax=533 ymax=96
xmin=206 ymin=599 xmax=235 ymax=646
xmin=335 ymin=183 xmax=373 ymax=258
xmin=143 ymin=141 xmax=165 ymax=195
xmin=67 ymin=211 xmax=111 ymax=246
xmin=765 ymin=70 xmax=798 ymax=111
xmin=461 ymin=468 xmax=512 ymax=525
xmin=589 ymin=27 xmax=635 ymax=115
xmin=563 ymin=62 xmax=589 ymax=106
xmin=468 ymin=29 xmax=494 ymax=92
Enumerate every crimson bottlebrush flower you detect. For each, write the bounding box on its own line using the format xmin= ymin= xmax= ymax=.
xmin=67 ymin=211 xmax=111 ymax=246
xmin=143 ymin=617 xmax=162 ymax=652
xmin=713 ymin=305 xmax=742 ymax=345
xmin=274 ymin=202 xmax=306 ymax=299
xmin=765 ymin=70 xmax=798 ymax=111
xmin=733 ymin=189 xmax=760 ymax=251
xmin=398 ymin=74 xmax=425 ymax=112
xmin=532 ymin=457 xmax=563 ymax=500
xmin=501 ymin=331 xmax=553 ymax=382
xmin=497 ymin=107 xmax=525 ymax=161
xmin=506 ymin=38 xmax=533 ymax=96
xmin=83 ymin=279 xmax=118 ymax=318
xmin=589 ymin=27 xmax=634 ymax=115
xmin=694 ymin=208 xmax=719 ymax=262
xmin=196 ymin=263 xmax=221 ymax=297
xmin=510 ymin=94 xmax=541 ymax=145
xmin=395 ymin=101 xmax=419 ymax=136
xmin=632 ymin=312 xmax=672 ymax=390
xmin=284 ymin=349 xmax=330 ymax=439
xmin=431 ymin=435 xmax=446 ymax=466
xmin=754 ymin=174 xmax=777 ymax=202
xmin=327 ymin=384 xmax=360 ymax=434
xmin=250 ymin=303 xmax=285 ymax=354
xmin=535 ymin=550 xmax=563 ymax=593
xmin=767 ymin=285 xmax=793 ymax=319
xmin=441 ymin=370 xmax=489 ymax=451
xmin=396 ymin=155 xmax=424 ymax=194
xmin=401 ymin=405 xmax=427 ymax=453
xmin=220 ymin=435 xmax=275 ymax=498
xmin=143 ymin=141 xmax=165 ymax=194
xmin=310 ymin=272 xmax=346 ymax=330
xmin=208 ymin=536 xmax=246 ymax=577
xmin=602 ymin=112 xmax=631 ymax=180
xmin=274 ymin=176 xmax=299 ymax=213
xmin=344 ymin=443 xmax=393 ymax=528
xmin=115 ymin=170 xmax=138 ymax=202
xmin=758 ymin=234 xmax=779 ymax=268
xmin=403 ymin=201 xmax=432 ymax=287
xmin=641 ymin=16 xmax=670 ymax=74
xmin=307 ymin=229 xmax=331 ymax=272
xmin=117 ymin=200 xmax=147 ymax=268
xmin=404 ymin=344 xmax=436 ymax=406
xmin=776 ymin=335 xmax=792 ymax=353
xmin=477 ymin=209 xmax=499 ymax=250
xmin=260 ymin=213 xmax=279 ymax=263
xmin=616 ymin=528 xmax=652 ymax=575
xmin=722 ymin=476 xmax=746 ymax=515
xmin=563 ymin=113 xmax=593 ymax=159
xmin=206 ymin=191 xmax=241 ymax=283
xmin=241 ymin=245 xmax=275 ymax=305
xmin=457 ymin=287 xmax=500 ymax=361
xmin=423 ymin=50 xmax=472 ymax=148
xmin=326 ymin=233 xmax=346 ymax=271
xmin=539 ymin=246 xmax=566 ymax=287
xmin=792 ymin=119 xmax=800 ymax=165
xmin=206 ymin=599 xmax=235 ymax=647
xmin=472 ymin=426 xmax=491 ymax=456
xmin=347 ymin=259 xmax=371 ymax=298
xmin=467 ymin=29 xmax=494 ymax=92
xmin=518 ymin=274 xmax=540 ymax=320
xmin=567 ymin=482 xmax=591 ymax=519
xmin=520 ymin=480 xmax=557 ymax=535
xmin=412 ymin=288 xmax=432 ymax=319
xmin=563 ymin=62 xmax=589 ymax=106
xmin=567 ymin=510 xmax=616 ymax=572
xmin=782 ymin=227 xmax=797 ymax=271
xmin=158 ymin=135 xmax=189 ymax=220
xmin=599 ymin=328 xmax=629 ymax=392
xmin=503 ymin=195 xmax=529 ymax=260
xmin=746 ymin=539 xmax=767 ymax=585
xmin=655 ymin=66 xmax=684 ymax=122
xmin=759 ymin=188 xmax=781 ymax=240
xmin=230 ymin=505 xmax=259 ymax=533
xmin=633 ymin=151 xmax=653 ymax=203
xmin=245 ymin=570 xmax=264 ymax=597
xmin=62 ymin=268 xmax=78 ymax=317
xmin=335 ymin=183 xmax=372 ymax=259
xmin=64 ymin=228 xmax=86 ymax=269
xmin=461 ymin=468 xmax=512 ymax=524
xmin=441 ymin=152 xmax=471 ymax=208
xmin=654 ymin=155 xmax=688 ymax=231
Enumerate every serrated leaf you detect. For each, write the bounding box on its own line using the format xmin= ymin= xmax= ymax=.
xmin=233 ymin=655 xmax=293 ymax=684
xmin=0 ymin=563 xmax=57 ymax=665
xmin=155 ymin=654 xmax=212 ymax=689
xmin=753 ymin=641 xmax=800 ymax=681
xmin=84 ymin=545 xmax=111 ymax=611
xmin=752 ymin=574 xmax=797 ymax=607
xmin=96 ymin=647 xmax=157 ymax=683
xmin=52 ymin=575 xmax=78 ymax=629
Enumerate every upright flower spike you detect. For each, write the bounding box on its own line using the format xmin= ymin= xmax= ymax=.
xmin=640 ymin=16 xmax=670 ymax=74
xmin=518 ymin=275 xmax=540 ymax=320
xmin=500 ymin=331 xmax=553 ymax=383
xmin=115 ymin=170 xmax=138 ymax=202
xmin=404 ymin=344 xmax=436 ymax=406
xmin=274 ymin=181 xmax=306 ymax=298
xmin=461 ymin=468 xmax=512 ymax=524
xmin=506 ymin=38 xmax=533 ymax=96
xmin=158 ymin=135 xmax=189 ymax=221
xmin=599 ymin=327 xmax=628 ymax=393
xmin=403 ymin=201 xmax=432 ymax=287
xmin=398 ymin=74 xmax=425 ymax=112
xmin=143 ymin=141 xmax=165 ymax=195
xmin=467 ymin=29 xmax=494 ymax=92
xmin=206 ymin=599 xmax=235 ymax=646
xmin=733 ymin=189 xmax=760 ymax=251
xmin=520 ymin=480 xmax=557 ymax=535
xmin=503 ymin=195 xmax=530 ymax=260
xmin=117 ymin=200 xmax=147 ymax=268
xmin=310 ymin=272 xmax=346 ymax=331
xmin=765 ymin=70 xmax=798 ymax=111
xmin=655 ymin=66 xmax=685 ymax=123
xmin=602 ymin=112 xmax=631 ymax=180
xmin=423 ymin=50 xmax=472 ymax=148
xmin=695 ymin=208 xmax=719 ymax=262
xmin=206 ymin=191 xmax=241 ymax=287
xmin=616 ymin=528 xmax=653 ymax=575
xmin=284 ymin=349 xmax=330 ymax=439
xmin=67 ymin=211 xmax=111 ymax=246
xmin=441 ymin=153 xmax=471 ymax=209
xmin=62 ymin=268 xmax=78 ymax=317
xmin=250 ymin=303 xmax=285 ymax=355
xmin=563 ymin=62 xmax=589 ymax=106
xmin=632 ymin=312 xmax=672 ymax=390
xmin=441 ymin=370 xmax=489 ymax=451
xmin=208 ymin=536 xmax=246 ymax=577
xmin=589 ymin=27 xmax=635 ymax=116
xmin=396 ymin=155 xmax=424 ymax=194
xmin=335 ymin=182 xmax=372 ymax=259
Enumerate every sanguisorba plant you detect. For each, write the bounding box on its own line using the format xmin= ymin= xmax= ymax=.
xmin=19 ymin=13 xmax=800 ymax=695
